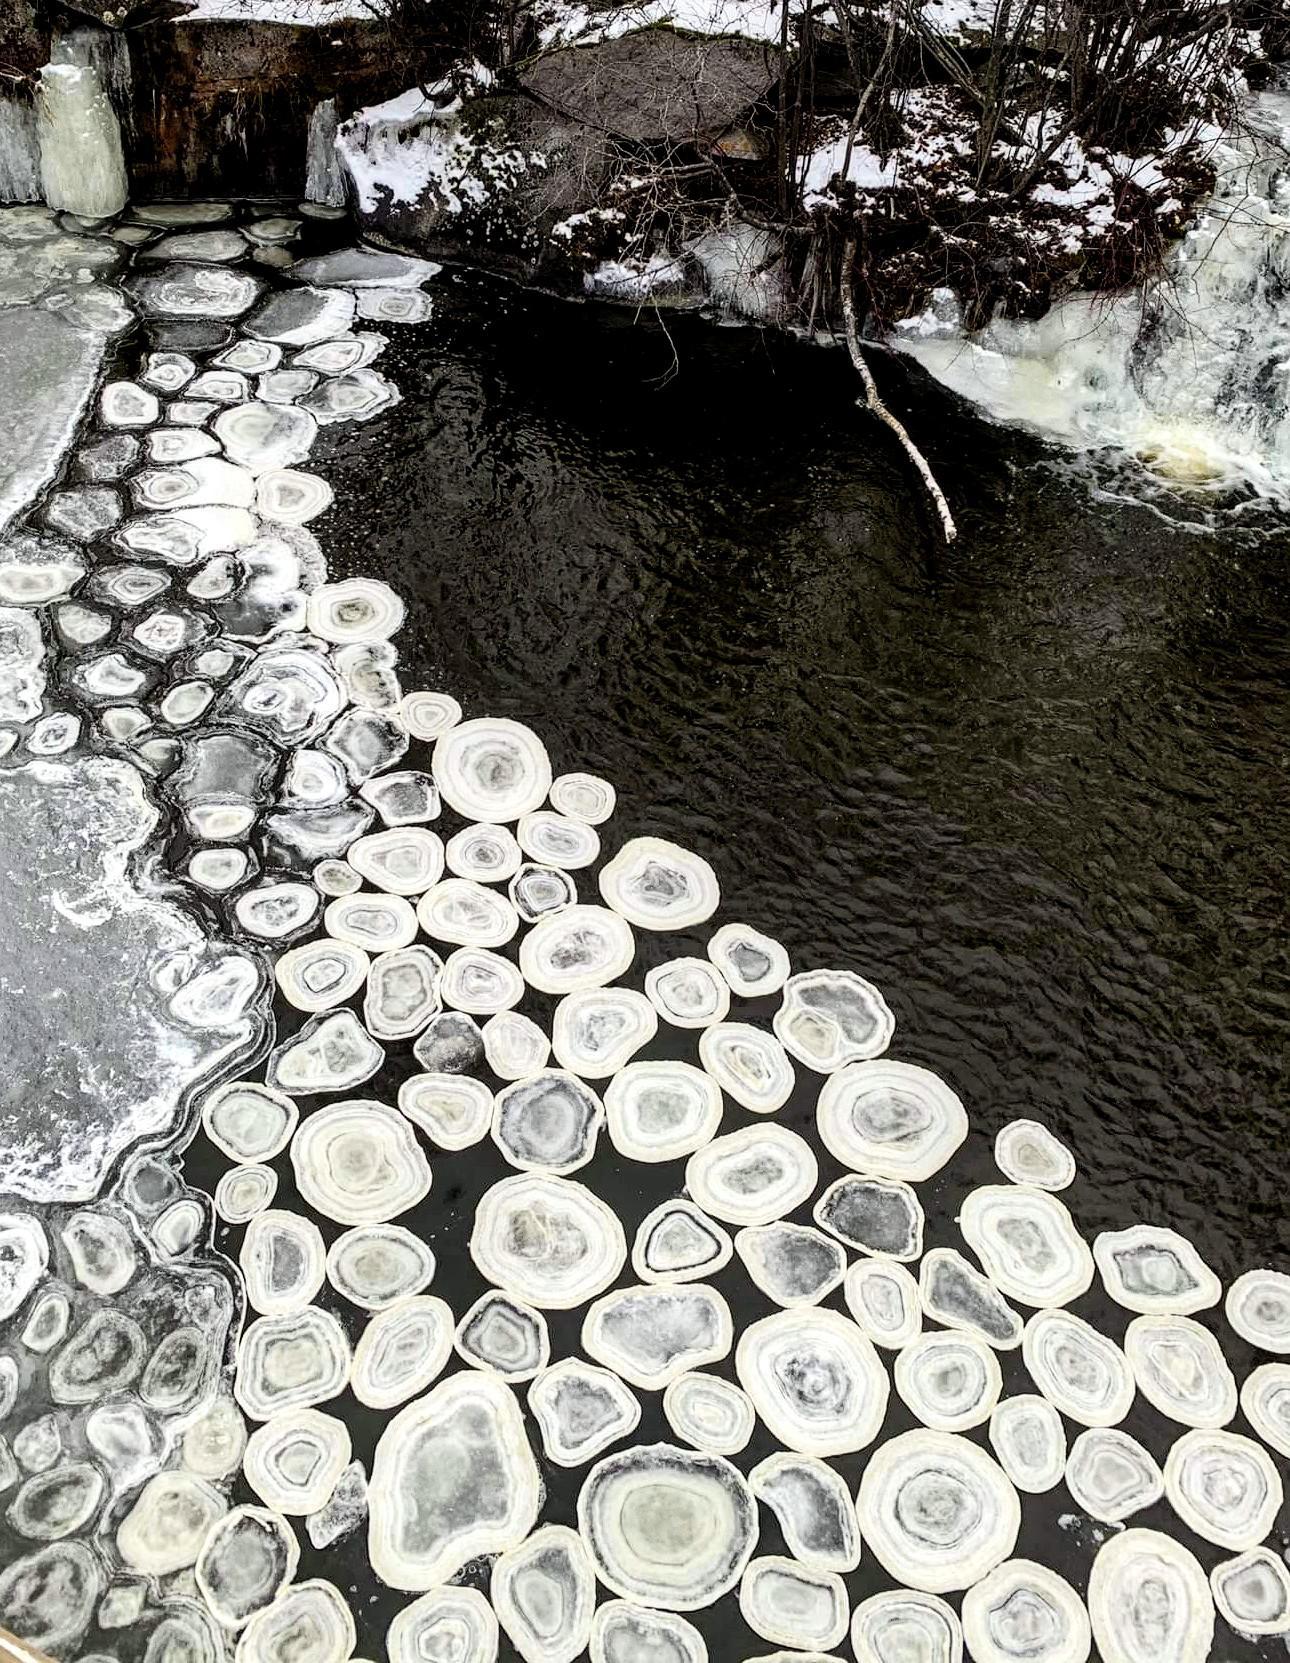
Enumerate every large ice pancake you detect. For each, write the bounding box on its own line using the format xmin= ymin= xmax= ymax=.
xmin=0 ymin=309 xmax=105 ymax=539
xmin=0 ymin=759 xmax=265 ymax=1201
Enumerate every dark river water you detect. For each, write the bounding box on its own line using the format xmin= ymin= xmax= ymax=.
xmin=181 ymin=266 xmax=1290 ymax=1656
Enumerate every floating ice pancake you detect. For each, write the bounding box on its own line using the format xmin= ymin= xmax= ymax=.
xmin=1092 ymin=1225 xmax=1220 ymax=1315
xmin=294 ymin=331 xmax=385 ymax=373
xmin=1065 ymin=1427 xmax=1162 ymax=1524
xmin=510 ymin=863 xmax=577 ymax=923
xmin=61 ymin=1211 xmax=135 ymax=1296
xmin=215 ymin=1165 xmax=278 ymax=1223
xmin=554 ymin=988 xmax=658 ymax=1078
xmin=707 ymin=923 xmax=790 ymax=998
xmin=301 ymin=366 xmax=400 ymax=424
xmin=813 ymin=1175 xmax=923 ymax=1260
xmin=0 ymin=1217 xmax=47 ymax=1320
xmin=142 ymin=350 xmax=197 ymax=392
xmin=362 ymin=769 xmax=440 ymax=827
xmin=417 ymin=878 xmax=518 ymax=947
xmin=491 ymin=1524 xmax=595 ymax=1663
xmin=325 ymin=891 xmax=417 ymax=951
xmin=1163 ymin=1427 xmax=1282 ymax=1549
xmin=260 ymin=368 xmax=320 ymax=403
xmin=520 ymin=905 xmax=636 ymax=994
xmin=772 ymin=968 xmax=893 ymax=1071
xmin=816 ymin=1059 xmax=966 ymax=1180
xmin=740 ymin=1557 xmax=848 ymax=1652
xmin=400 ymin=689 xmax=462 ymax=740
xmin=857 ymin=1430 xmax=1020 ymax=1594
xmin=237 ymin=1579 xmax=355 ymax=1663
xmin=133 ymin=456 xmax=257 ymax=511
xmin=134 ymin=265 xmax=264 ymax=319
xmin=115 ymin=1471 xmax=227 ymax=1575
xmin=664 ymin=1372 xmax=755 ymax=1456
xmin=314 ymin=859 xmax=361 ymax=897
xmin=368 ymin=1371 xmax=542 ymax=1591
xmin=698 ymin=1022 xmax=794 ymax=1114
xmin=101 ymin=380 xmax=159 ymax=429
xmin=736 ymin=1308 xmax=889 ymax=1456
xmin=242 ymin=1410 xmax=351 ymax=1515
xmin=749 ymin=1453 xmax=861 ymax=1574
xmin=364 ymin=945 xmax=444 ymax=1039
xmin=960 ymin=1560 xmax=1090 ymax=1663
xmin=633 ymin=1200 xmax=733 ymax=1284
xmin=735 ymin=1223 xmax=845 ymax=1307
xmin=183 ymin=1396 xmax=249 ymax=1480
xmin=307 ymin=578 xmax=404 ymax=644
xmin=201 ymin=1081 xmax=298 ymax=1162
xmin=645 ymin=957 xmax=731 ymax=1028
xmin=529 ymin=1360 xmax=642 ymax=1467
xmin=350 ymin=1295 xmax=453 ymax=1410
xmin=1123 ymin=1314 xmax=1236 ymax=1427
xmin=685 ymin=1125 xmax=817 ymax=1226
xmin=216 ymin=338 xmax=281 ymax=372
xmin=440 ymin=947 xmax=525 ymax=1013
xmin=590 ymin=1602 xmax=706 ymax=1663
xmin=413 ymin=1010 xmax=486 ymax=1072
xmin=919 ymin=1249 xmax=1023 ymax=1349
xmin=213 ymin=401 xmax=317 ymax=474
xmin=958 ymin=1186 xmax=1094 ymax=1307
xmin=895 ymin=1332 xmax=1002 ymax=1430
xmin=398 ymin=1071 xmax=493 ymax=1149
xmin=387 ymin=1589 xmax=499 ymax=1663
xmin=147 ymin=428 xmax=218 ymax=464
xmin=433 ymin=717 xmax=552 ymax=822
xmin=266 ymin=1010 xmax=384 ymax=1094
xmin=549 ymin=771 xmax=616 ymax=824
xmin=578 ymin=1443 xmax=757 ymax=1610
xmin=492 ymin=1071 xmax=605 ymax=1173
xmin=1209 ymin=1547 xmax=1290 ymax=1637
xmin=358 ymin=289 xmax=435 ymax=323
xmin=1022 ymin=1309 xmax=1134 ymax=1427
xmin=234 ymin=881 xmax=320 ymax=941
xmin=0 ymin=1542 xmax=101 ymax=1655
xmin=7 ymin=1463 xmax=104 ymax=1540
xmin=234 ymin=1307 xmax=351 ymax=1421
xmin=25 ymin=1293 xmax=72 ymax=1359
xmin=446 ymin=821 xmax=524 ymax=882
xmin=1087 ymin=1529 xmax=1212 ymax=1663
xmin=248 ymin=286 xmax=357 ymax=345
xmin=455 ymin=1290 xmax=550 ymax=1380
xmin=1243 ymin=1362 xmax=1290 ymax=1457
xmin=346 ymin=828 xmax=443 ymax=895
xmin=599 ymin=836 xmax=719 ymax=929
xmin=240 ymin=1209 xmax=326 ymax=1316
xmin=1226 ymin=1268 xmax=1290 ymax=1353
xmin=850 ymin=1592 xmax=962 ymax=1663
xmin=275 ymin=938 xmax=369 ymax=1013
xmin=519 ymin=810 xmax=601 ymax=870
xmin=988 ymin=1395 xmax=1066 ymax=1494
xmin=223 ymin=646 xmax=342 ymax=744
xmin=326 ymin=1223 xmax=435 ymax=1310
xmin=290 ymin=1099 xmax=431 ymax=1224
xmin=582 ymin=1283 xmax=733 ymax=1389
xmin=195 ymin=1505 xmax=298 ymax=1631
xmin=484 ymin=1011 xmax=552 ymax=1079
xmin=290 ymin=247 xmax=440 ymax=287
xmin=0 ymin=534 xmax=85 ymax=605
xmin=471 ymin=1174 xmax=627 ymax=1308
xmin=257 ymin=468 xmax=333 ymax=524
xmin=604 ymin=1062 xmax=722 ymax=1164
xmin=843 ymin=1258 xmax=921 ymax=1349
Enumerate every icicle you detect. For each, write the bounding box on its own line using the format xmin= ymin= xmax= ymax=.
xmin=306 ymin=99 xmax=346 ymax=208
xmin=0 ymin=97 xmax=41 ymax=204
xmin=37 ymin=50 xmax=128 ymax=220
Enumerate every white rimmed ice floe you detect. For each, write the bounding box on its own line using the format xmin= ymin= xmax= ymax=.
xmin=306 ymin=577 xmax=404 ymax=644
xmin=101 ymin=381 xmax=160 ymax=429
xmin=857 ymin=1430 xmax=1020 ymax=1594
xmin=440 ymin=946 xmax=525 ymax=1013
xmin=491 ymin=1523 xmax=595 ymax=1663
xmin=455 ymin=1289 xmax=550 ymax=1380
xmin=363 ymin=945 xmax=443 ymax=1039
xmin=195 ymin=1504 xmax=299 ymax=1631
xmin=644 ymin=957 xmax=731 ymax=1028
xmin=368 ymin=1370 xmax=542 ymax=1591
xmin=213 ymin=401 xmax=317 ymax=474
xmin=314 ymin=859 xmax=361 ymax=897
xmin=413 ymin=1010 xmax=485 ymax=1072
xmin=7 ymin=1462 xmax=103 ymax=1539
xmin=183 ymin=1396 xmax=249 ymax=1480
xmin=1243 ymin=1362 xmax=1290 ymax=1457
xmin=1092 ymin=1225 xmax=1221 ymax=1315
xmin=446 ymin=821 xmax=524 ymax=881
xmin=958 ymin=1185 xmax=1094 ymax=1308
xmin=663 ymin=1372 xmax=755 ymax=1455
xmin=850 ymin=1592 xmax=962 ymax=1663
xmin=386 ymin=1588 xmax=499 ymax=1663
xmin=60 ymin=1211 xmax=135 ymax=1296
xmin=325 ymin=1223 xmax=435 ymax=1310
xmin=325 ymin=891 xmax=417 ymax=950
xmin=919 ymin=1249 xmax=1023 ymax=1348
xmin=266 ymin=1010 xmax=384 ymax=1095
xmin=492 ymin=1070 xmax=605 ymax=1173
xmin=1209 ymin=1546 xmax=1290 ymax=1637
xmin=416 ymin=878 xmax=518 ymax=947
xmin=598 ymin=835 xmax=720 ymax=930
xmin=115 ymin=1471 xmax=228 ymax=1575
xmin=347 ymin=827 xmax=443 ymax=895
xmin=471 ymin=1173 xmax=627 ymax=1309
xmin=960 ymin=1560 xmax=1090 ymax=1663
xmin=773 ymin=969 xmax=893 ymax=1071
xmin=748 ymin=1453 xmax=861 ymax=1574
xmin=1087 ymin=1528 xmax=1212 ymax=1663
xmin=1226 ymin=1268 xmax=1290 ymax=1353
xmin=633 ymin=1200 xmax=733 ymax=1285
xmin=529 ymin=1359 xmax=642 ymax=1467
xmin=249 ymin=286 xmax=357 ymax=345
xmin=894 ymin=1332 xmax=1002 ymax=1430
xmin=815 ymin=1059 xmax=966 ymax=1180
xmin=553 ymin=987 xmax=657 ymax=1078
xmin=518 ymin=810 xmax=601 ymax=870
xmin=706 ymin=922 xmax=790 ymax=997
xmin=519 ymin=904 xmax=636 ymax=994
xmin=275 ymin=938 xmax=369 ymax=1013
xmin=1163 ymin=1426 xmax=1282 ymax=1550
xmin=510 ymin=863 xmax=577 ymax=923
xmin=242 ymin=1409 xmax=351 ymax=1515
xmin=483 ymin=1011 xmax=552 ymax=1079
xmin=589 ymin=1602 xmax=706 ymax=1663
xmin=432 ymin=717 xmax=552 ymax=822
xmin=234 ymin=881 xmax=319 ymax=941
xmin=739 ymin=1557 xmax=848 ymax=1652
xmin=1064 ymin=1427 xmax=1162 ymax=1524
xmin=201 ymin=1080 xmax=298 ymax=1162
xmin=735 ymin=1308 xmax=889 ymax=1456
xmin=290 ymin=1099 xmax=430 ymax=1225
xmin=577 ymin=1442 xmax=758 ymax=1611
xmin=813 ymin=1175 xmax=923 ymax=1260
xmin=257 ymin=468 xmax=333 ymax=525
xmin=698 ymin=1022 xmax=794 ymax=1114
xmin=360 ymin=769 xmax=439 ymax=826
xmin=349 ymin=1295 xmax=453 ymax=1410
xmin=731 ymin=1221 xmax=846 ymax=1313
xmin=1123 ymin=1313 xmax=1236 ymax=1427
xmin=1022 ymin=1309 xmax=1134 ymax=1427
xmin=234 ymin=1307 xmax=351 ymax=1421
xmin=987 ymin=1395 xmax=1066 ymax=1493
xmin=582 ymin=1283 xmax=733 ymax=1389
xmin=549 ymin=771 xmax=616 ymax=824
xmin=842 ymin=1258 xmax=922 ymax=1349
xmin=398 ymin=1071 xmax=493 ymax=1149
xmin=685 ymin=1125 xmax=817 ymax=1226
xmin=605 ymin=1062 xmax=722 ymax=1163
xmin=994 ymin=1119 xmax=1076 ymax=1191
xmin=400 ymin=689 xmax=462 ymax=740
xmin=236 ymin=1578 xmax=355 ymax=1663
xmin=239 ymin=1209 xmax=326 ymax=1315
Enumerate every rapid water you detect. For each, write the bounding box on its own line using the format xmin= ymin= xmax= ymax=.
xmin=899 ymin=86 xmax=1290 ymax=501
